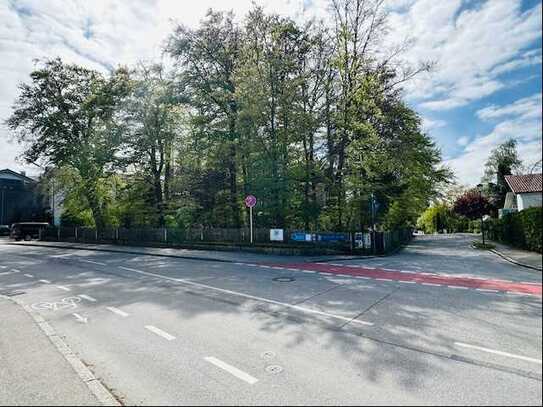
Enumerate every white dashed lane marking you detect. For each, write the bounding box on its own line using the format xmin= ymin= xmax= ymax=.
xmin=106 ymin=307 xmax=129 ymax=317
xmin=24 ymin=274 xmax=34 ymax=278
xmin=79 ymin=294 xmax=97 ymax=302
xmin=39 ymin=279 xmax=51 ymax=284
xmin=56 ymin=285 xmax=71 ymax=291
xmin=204 ymin=356 xmax=258 ymax=385
xmin=145 ymin=325 xmax=176 ymax=341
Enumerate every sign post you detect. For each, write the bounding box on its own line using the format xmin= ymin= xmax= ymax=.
xmin=244 ymin=195 xmax=257 ymax=244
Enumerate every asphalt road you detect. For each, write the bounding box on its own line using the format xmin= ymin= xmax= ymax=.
xmin=1 ymin=234 xmax=541 ymax=405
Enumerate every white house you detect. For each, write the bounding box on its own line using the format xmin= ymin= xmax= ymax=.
xmin=501 ymin=174 xmax=542 ymax=216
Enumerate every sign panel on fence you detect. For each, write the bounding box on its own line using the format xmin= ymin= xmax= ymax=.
xmin=270 ymin=229 xmax=284 ymax=241
xmin=290 ymin=232 xmax=306 ymax=242
xmin=317 ymin=233 xmax=348 ymax=242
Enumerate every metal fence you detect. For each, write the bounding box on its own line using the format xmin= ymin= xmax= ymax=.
xmin=40 ymin=226 xmax=412 ymax=255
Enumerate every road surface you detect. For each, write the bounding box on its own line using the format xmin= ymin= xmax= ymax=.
xmin=1 ymin=234 xmax=541 ymax=405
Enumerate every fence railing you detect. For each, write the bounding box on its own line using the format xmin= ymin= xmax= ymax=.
xmin=40 ymin=226 xmax=412 ymax=255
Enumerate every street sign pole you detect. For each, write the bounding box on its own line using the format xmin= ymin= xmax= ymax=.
xmin=244 ymin=195 xmax=257 ymax=245
xmin=250 ymin=206 xmax=253 ymax=244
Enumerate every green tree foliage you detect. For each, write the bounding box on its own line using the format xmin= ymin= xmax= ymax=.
xmin=8 ymin=4 xmax=452 ymax=232
xmin=482 ymin=139 xmax=522 ymax=208
xmin=6 ymin=58 xmax=130 ymax=228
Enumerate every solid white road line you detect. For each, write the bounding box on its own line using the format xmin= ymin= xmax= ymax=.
xmin=50 ymin=253 xmax=74 ymax=258
xmin=448 ymin=285 xmax=469 ymax=289
xmin=79 ymin=294 xmax=97 ymax=302
xmin=356 ymin=276 xmax=372 ymax=280
xmin=145 ymin=325 xmax=176 ymax=341
xmin=398 ymin=280 xmax=416 ymax=284
xmin=300 ymin=270 xmax=316 ymax=274
xmin=204 ymin=356 xmax=258 ymax=385
xmin=39 ymin=279 xmax=51 ymax=284
xmin=476 ymin=288 xmax=499 ymax=293
xmin=24 ymin=274 xmax=34 ymax=278
xmin=106 ymin=307 xmax=129 ymax=317
xmin=375 ymin=278 xmax=393 ymax=282
xmin=421 ymin=283 xmax=441 ymax=287
xmin=79 ymin=259 xmax=106 ymax=266
xmin=119 ymin=266 xmax=374 ymax=327
xmin=455 ymin=342 xmax=542 ymax=365
xmin=56 ymin=285 xmax=71 ymax=291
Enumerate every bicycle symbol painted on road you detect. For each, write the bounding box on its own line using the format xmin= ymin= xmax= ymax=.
xmin=31 ymin=296 xmax=81 ymax=312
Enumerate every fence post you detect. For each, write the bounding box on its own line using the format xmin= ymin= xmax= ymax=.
xmin=200 ymin=226 xmax=204 ymax=241
xmin=95 ymin=229 xmax=98 ymax=241
xmin=115 ymin=228 xmax=119 ymax=241
xmin=57 ymin=227 xmax=60 ymax=241
xmin=75 ymin=227 xmax=78 ymax=241
xmin=163 ymin=227 xmax=167 ymax=243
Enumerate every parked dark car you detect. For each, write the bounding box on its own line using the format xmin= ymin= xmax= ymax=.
xmin=10 ymin=222 xmax=49 ymax=241
xmin=0 ymin=225 xmax=10 ymax=236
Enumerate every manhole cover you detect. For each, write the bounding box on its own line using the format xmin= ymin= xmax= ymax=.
xmin=261 ymin=351 xmax=276 ymax=360
xmin=265 ymin=365 xmax=283 ymax=374
xmin=272 ymin=277 xmax=295 ymax=283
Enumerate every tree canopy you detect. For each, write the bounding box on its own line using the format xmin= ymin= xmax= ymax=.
xmin=7 ymin=3 xmax=452 ymax=232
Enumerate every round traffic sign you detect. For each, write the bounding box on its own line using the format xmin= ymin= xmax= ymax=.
xmin=244 ymin=195 xmax=257 ymax=208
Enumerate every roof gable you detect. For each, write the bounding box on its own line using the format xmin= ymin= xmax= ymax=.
xmin=505 ymin=173 xmax=542 ymax=194
xmin=0 ymin=169 xmax=37 ymax=184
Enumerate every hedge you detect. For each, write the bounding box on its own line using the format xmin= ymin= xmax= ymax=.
xmin=486 ymin=207 xmax=542 ymax=253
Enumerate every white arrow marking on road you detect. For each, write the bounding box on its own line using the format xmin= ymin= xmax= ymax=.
xmin=73 ymin=313 xmax=88 ymax=324
xmin=204 ymin=356 xmax=258 ymax=385
xmin=455 ymin=342 xmax=542 ymax=364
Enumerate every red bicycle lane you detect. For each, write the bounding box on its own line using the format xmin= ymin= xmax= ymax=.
xmin=270 ymin=262 xmax=542 ymax=296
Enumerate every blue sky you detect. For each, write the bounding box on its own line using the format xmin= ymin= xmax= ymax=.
xmin=0 ymin=0 xmax=541 ymax=186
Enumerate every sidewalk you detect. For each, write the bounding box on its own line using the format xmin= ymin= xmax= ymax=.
xmin=489 ymin=241 xmax=542 ymax=272
xmin=0 ymin=297 xmax=112 ymax=406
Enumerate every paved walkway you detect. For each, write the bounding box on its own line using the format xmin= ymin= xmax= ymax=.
xmin=0 ymin=297 xmax=100 ymax=406
xmin=489 ymin=241 xmax=542 ymax=271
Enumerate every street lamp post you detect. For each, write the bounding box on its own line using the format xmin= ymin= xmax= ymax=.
xmin=476 ymin=184 xmax=485 ymax=245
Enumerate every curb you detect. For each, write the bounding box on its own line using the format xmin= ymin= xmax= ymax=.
xmin=0 ymin=295 xmax=121 ymax=406
xmin=489 ymin=249 xmax=542 ymax=273
xmin=8 ymin=242 xmax=235 ymax=264
xmin=10 ymin=241 xmax=406 ymax=264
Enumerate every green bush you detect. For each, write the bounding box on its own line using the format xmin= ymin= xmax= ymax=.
xmin=486 ymin=207 xmax=542 ymax=253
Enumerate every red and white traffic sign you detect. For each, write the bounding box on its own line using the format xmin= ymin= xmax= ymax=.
xmin=244 ymin=195 xmax=257 ymax=208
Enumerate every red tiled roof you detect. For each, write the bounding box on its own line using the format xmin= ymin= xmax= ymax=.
xmin=505 ymin=173 xmax=542 ymax=193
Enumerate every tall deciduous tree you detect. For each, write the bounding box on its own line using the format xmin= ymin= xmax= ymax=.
xmin=6 ymin=58 xmax=129 ymax=229
xmin=167 ymin=10 xmax=242 ymax=227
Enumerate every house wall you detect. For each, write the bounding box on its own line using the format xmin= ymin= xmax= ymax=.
xmin=516 ymin=192 xmax=542 ymax=211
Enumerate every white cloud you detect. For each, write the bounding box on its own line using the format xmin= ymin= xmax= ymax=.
xmin=421 ymin=117 xmax=446 ymax=131
xmin=388 ymin=0 xmax=542 ymax=110
xmin=456 ymin=136 xmax=470 ymax=147
xmin=446 ymin=94 xmax=542 ymax=185
xmin=476 ymin=93 xmax=542 ymax=121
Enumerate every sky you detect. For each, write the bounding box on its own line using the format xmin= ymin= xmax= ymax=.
xmin=0 ymin=0 xmax=541 ymax=186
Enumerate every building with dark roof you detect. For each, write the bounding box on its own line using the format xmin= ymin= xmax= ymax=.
xmin=502 ymin=173 xmax=542 ymax=214
xmin=0 ymin=169 xmax=47 ymax=226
